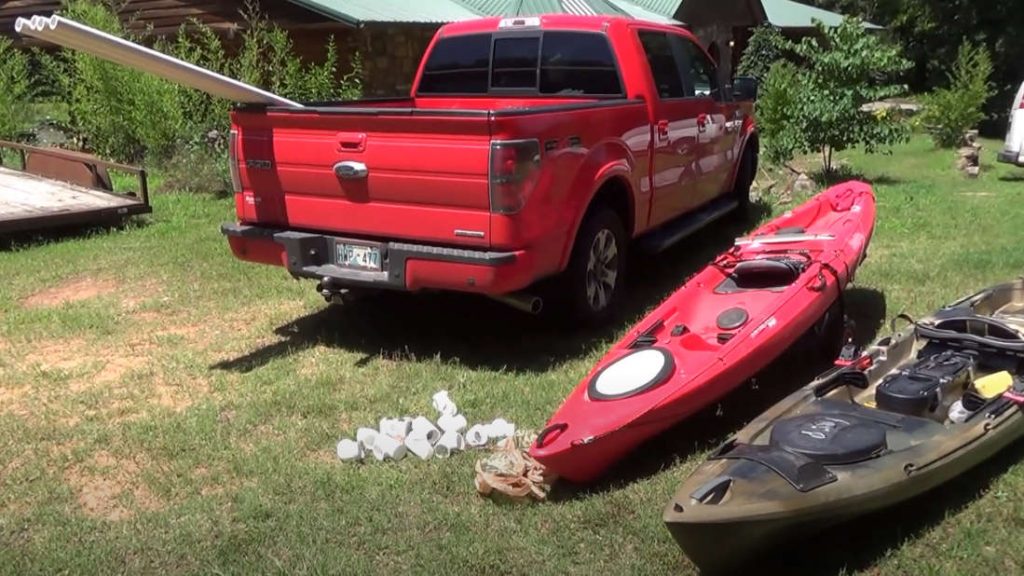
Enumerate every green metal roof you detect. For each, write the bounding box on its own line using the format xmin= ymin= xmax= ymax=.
xmin=289 ymin=0 xmax=680 ymax=25
xmin=607 ymin=0 xmax=680 ymax=24
xmin=760 ymin=0 xmax=881 ymax=29
xmin=285 ymin=0 xmax=877 ymax=29
xmin=627 ymin=0 xmax=684 ymax=17
xmin=286 ymin=0 xmax=483 ymax=25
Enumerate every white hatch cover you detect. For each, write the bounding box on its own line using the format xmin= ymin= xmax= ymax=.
xmin=589 ymin=348 xmax=674 ymax=401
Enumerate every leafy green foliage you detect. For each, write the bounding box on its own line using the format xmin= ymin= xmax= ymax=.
xmin=40 ymin=0 xmax=363 ymax=170
xmin=758 ymin=61 xmax=805 ymax=166
xmin=756 ymin=17 xmax=912 ymax=172
xmin=0 ymin=37 xmax=36 ymax=140
xmin=736 ymin=23 xmax=788 ymax=81
xmin=917 ymin=41 xmax=994 ymax=148
xmin=807 ymin=0 xmax=1024 ymax=131
xmin=50 ymin=0 xmax=187 ymax=161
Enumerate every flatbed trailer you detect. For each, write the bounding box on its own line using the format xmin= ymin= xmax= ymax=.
xmin=0 ymin=140 xmax=151 ymax=235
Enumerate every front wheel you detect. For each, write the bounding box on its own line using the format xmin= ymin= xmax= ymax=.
xmin=556 ymin=207 xmax=628 ymax=327
xmin=732 ymin=146 xmax=756 ymax=218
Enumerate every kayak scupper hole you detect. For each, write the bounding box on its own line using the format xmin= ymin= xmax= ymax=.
xmin=673 ymin=503 xmax=685 ymax=514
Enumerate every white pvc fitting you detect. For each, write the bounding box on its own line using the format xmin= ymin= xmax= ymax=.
xmin=466 ymin=424 xmax=490 ymax=447
xmin=356 ymin=427 xmax=379 ymax=452
xmin=432 ymin=390 xmax=458 ymax=417
xmin=437 ymin=413 xmax=468 ymax=434
xmin=336 ymin=439 xmax=362 ymax=462
xmin=405 ymin=430 xmax=435 ymax=460
xmin=372 ymin=434 xmax=408 ymax=461
xmin=379 ymin=417 xmax=412 ymax=440
xmin=410 ymin=416 xmax=441 ymax=445
xmin=434 ymin=431 xmax=466 ymax=458
xmin=485 ymin=418 xmax=516 ymax=441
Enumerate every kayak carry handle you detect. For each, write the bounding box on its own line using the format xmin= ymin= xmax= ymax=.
xmin=535 ymin=423 xmax=568 ymax=448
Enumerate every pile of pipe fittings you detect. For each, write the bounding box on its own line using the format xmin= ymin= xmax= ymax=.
xmin=336 ymin=390 xmax=517 ymax=462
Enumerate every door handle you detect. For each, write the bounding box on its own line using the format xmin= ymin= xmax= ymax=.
xmin=657 ymin=120 xmax=669 ymax=140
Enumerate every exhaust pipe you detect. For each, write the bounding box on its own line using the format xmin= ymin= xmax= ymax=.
xmin=489 ymin=292 xmax=544 ymax=315
xmin=14 ymin=14 xmax=302 ymax=108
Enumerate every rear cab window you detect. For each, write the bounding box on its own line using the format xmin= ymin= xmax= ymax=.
xmin=417 ymin=30 xmax=624 ymax=97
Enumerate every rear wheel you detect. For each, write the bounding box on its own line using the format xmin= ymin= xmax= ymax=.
xmin=556 ymin=207 xmax=627 ymax=327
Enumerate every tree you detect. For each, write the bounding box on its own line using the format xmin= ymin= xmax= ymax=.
xmin=917 ymin=41 xmax=994 ymax=148
xmin=736 ymin=23 xmax=788 ymax=81
xmin=807 ymin=0 xmax=1024 ymax=131
xmin=756 ymin=17 xmax=911 ymax=173
xmin=0 ymin=37 xmax=33 ymax=140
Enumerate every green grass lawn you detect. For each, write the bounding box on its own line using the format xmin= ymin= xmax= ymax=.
xmin=2 ymin=135 xmax=1024 ymax=575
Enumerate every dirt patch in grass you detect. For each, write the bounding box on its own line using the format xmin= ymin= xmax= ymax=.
xmin=0 ymin=385 xmax=30 ymax=417
xmin=24 ymin=338 xmax=90 ymax=372
xmin=151 ymin=378 xmax=206 ymax=412
xmin=64 ymin=451 xmax=166 ymax=522
xmin=22 ymin=277 xmax=119 ymax=309
xmin=92 ymin=356 xmax=147 ymax=385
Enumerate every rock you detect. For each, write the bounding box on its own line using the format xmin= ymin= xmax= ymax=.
xmin=966 ymin=166 xmax=981 ymax=178
xmin=793 ymin=173 xmax=814 ymax=194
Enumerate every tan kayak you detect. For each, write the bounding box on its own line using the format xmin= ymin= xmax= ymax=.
xmin=663 ymin=278 xmax=1024 ymax=574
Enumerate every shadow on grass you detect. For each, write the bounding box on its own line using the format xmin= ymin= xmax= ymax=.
xmin=999 ymin=173 xmax=1024 ymax=182
xmin=545 ymin=287 xmax=888 ymax=501
xmin=812 ymin=165 xmax=903 ymax=187
xmin=212 ymin=201 xmax=774 ymax=375
xmin=0 ymin=216 xmax=150 ymax=252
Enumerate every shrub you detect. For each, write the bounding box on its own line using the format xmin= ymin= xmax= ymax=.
xmin=39 ymin=0 xmax=363 ymax=170
xmin=755 ymin=17 xmax=912 ymax=173
xmin=0 ymin=37 xmax=34 ymax=140
xmin=758 ymin=61 xmax=806 ymax=166
xmin=736 ymin=23 xmax=788 ymax=81
xmin=917 ymin=41 xmax=995 ymax=148
xmin=49 ymin=0 xmax=183 ymax=162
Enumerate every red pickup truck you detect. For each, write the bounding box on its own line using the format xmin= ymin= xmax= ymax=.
xmin=222 ymin=14 xmax=758 ymax=325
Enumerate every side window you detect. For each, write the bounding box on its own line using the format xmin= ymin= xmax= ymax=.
xmin=540 ymin=32 xmax=622 ymax=96
xmin=638 ymin=31 xmax=685 ymax=99
xmin=677 ymin=37 xmax=720 ymax=100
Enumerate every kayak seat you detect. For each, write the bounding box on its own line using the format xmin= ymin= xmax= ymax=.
xmin=715 ymin=257 xmax=806 ymax=294
xmin=769 ymin=413 xmax=888 ymax=465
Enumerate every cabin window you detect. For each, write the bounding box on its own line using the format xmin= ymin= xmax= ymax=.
xmin=418 ymin=31 xmax=623 ymax=97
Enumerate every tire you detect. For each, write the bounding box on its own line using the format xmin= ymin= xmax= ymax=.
xmin=555 ymin=207 xmax=628 ymax=327
xmin=732 ymin=146 xmax=756 ymax=217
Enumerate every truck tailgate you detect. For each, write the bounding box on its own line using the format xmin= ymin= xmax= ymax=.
xmin=232 ymin=108 xmax=493 ymax=248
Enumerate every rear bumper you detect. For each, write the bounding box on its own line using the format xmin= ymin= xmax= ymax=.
xmin=998 ymin=150 xmax=1024 ymax=166
xmin=221 ymin=223 xmax=534 ymax=294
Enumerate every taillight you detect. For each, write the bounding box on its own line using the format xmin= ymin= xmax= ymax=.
xmin=489 ymin=139 xmax=541 ymax=214
xmin=229 ymin=128 xmax=242 ymax=193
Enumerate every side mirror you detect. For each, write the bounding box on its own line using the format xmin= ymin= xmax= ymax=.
xmin=732 ymin=76 xmax=759 ymax=102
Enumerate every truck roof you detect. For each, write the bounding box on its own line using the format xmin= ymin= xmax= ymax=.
xmin=437 ymin=13 xmax=686 ymax=37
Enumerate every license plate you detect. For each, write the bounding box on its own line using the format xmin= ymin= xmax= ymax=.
xmin=336 ymin=242 xmax=382 ymax=271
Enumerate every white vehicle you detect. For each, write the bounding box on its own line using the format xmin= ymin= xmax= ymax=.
xmin=998 ymin=80 xmax=1024 ymax=167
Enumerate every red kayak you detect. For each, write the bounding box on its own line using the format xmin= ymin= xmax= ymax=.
xmin=529 ymin=181 xmax=877 ymax=483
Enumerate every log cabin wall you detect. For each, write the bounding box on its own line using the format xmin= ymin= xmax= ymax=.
xmin=1 ymin=0 xmax=433 ymax=97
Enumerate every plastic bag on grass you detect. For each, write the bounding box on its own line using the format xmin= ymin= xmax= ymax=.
xmin=473 ymin=430 xmax=556 ymax=503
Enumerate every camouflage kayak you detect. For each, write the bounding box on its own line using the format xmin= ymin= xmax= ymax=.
xmin=663 ymin=279 xmax=1024 ymax=573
